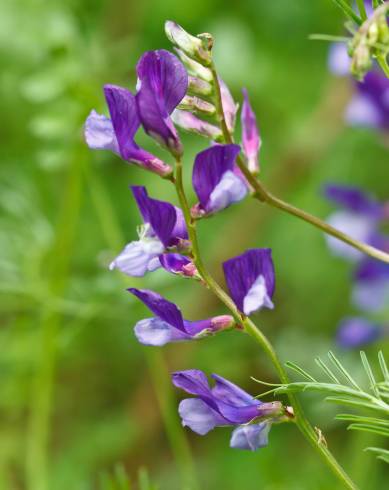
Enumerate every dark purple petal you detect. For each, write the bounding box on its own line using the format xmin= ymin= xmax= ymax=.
xmin=230 ymin=422 xmax=271 ymax=451
xmin=159 ymin=253 xmax=195 ymax=276
xmin=103 ymin=85 xmax=172 ymax=175
xmin=136 ymin=50 xmax=188 ymax=154
xmin=241 ymin=88 xmax=261 ymax=173
xmin=324 ymin=184 xmax=382 ymax=216
xmin=131 ymin=186 xmax=188 ymax=247
xmin=192 ymin=144 xmax=247 ymax=214
xmin=223 ymin=249 xmax=275 ymax=315
xmin=211 ymin=374 xmax=258 ymax=407
xmin=353 ymin=71 xmax=389 ymax=130
xmin=172 ymin=370 xmax=212 ymax=398
xmin=336 ymin=317 xmax=383 ymax=348
xmin=128 ymin=288 xmax=185 ymax=332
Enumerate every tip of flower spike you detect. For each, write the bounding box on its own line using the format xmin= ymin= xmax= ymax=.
xmin=164 ymin=20 xmax=212 ymax=66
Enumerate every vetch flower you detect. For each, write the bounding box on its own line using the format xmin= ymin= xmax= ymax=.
xmin=336 ymin=317 xmax=385 ymax=348
xmin=223 ymin=249 xmax=275 ymax=315
xmin=192 ymin=144 xmax=248 ymax=217
xmin=136 ymin=49 xmax=188 ymax=156
xmin=84 ymin=86 xmax=172 ymax=177
xmin=172 ymin=369 xmax=283 ymax=450
xmin=128 ymin=289 xmax=234 ymax=346
xmin=219 ymin=78 xmax=239 ymax=133
xmin=241 ymin=88 xmax=261 ymax=174
xmin=110 ymin=186 xmax=189 ymax=277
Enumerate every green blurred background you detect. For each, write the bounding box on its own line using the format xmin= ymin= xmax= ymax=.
xmin=1 ymin=0 xmax=388 ymax=488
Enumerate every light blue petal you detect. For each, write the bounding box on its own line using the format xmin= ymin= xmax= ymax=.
xmin=243 ymin=274 xmax=274 ymax=315
xmin=109 ymin=238 xmax=164 ymax=277
xmin=178 ymin=398 xmax=225 ymax=435
xmin=208 ymin=170 xmax=247 ymax=212
xmin=84 ymin=110 xmax=119 ymax=153
xmin=230 ymin=422 xmax=271 ymax=451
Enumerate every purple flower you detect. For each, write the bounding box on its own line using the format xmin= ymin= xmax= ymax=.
xmin=336 ymin=317 xmax=384 ymax=348
xmin=136 ymin=49 xmax=188 ymax=156
xmin=172 ymin=369 xmax=282 ymax=450
xmin=192 ymin=144 xmax=248 ymax=217
xmin=110 ymin=186 xmax=188 ymax=277
xmin=223 ymin=249 xmax=275 ymax=315
xmin=159 ymin=253 xmax=198 ymax=278
xmin=84 ymin=86 xmax=172 ymax=177
xmin=219 ymin=78 xmax=238 ymax=133
xmin=324 ymin=184 xmax=382 ymax=261
xmin=241 ymin=89 xmax=261 ymax=174
xmin=128 ymin=289 xmax=234 ymax=346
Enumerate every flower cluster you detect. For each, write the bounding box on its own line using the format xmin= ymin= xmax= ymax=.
xmin=84 ymin=21 xmax=282 ymax=450
xmin=324 ymin=184 xmax=389 ymax=347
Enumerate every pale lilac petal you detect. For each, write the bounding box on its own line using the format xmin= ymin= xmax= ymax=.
xmin=84 ymin=110 xmax=119 ymax=153
xmin=178 ymin=398 xmax=228 ymax=435
xmin=109 ymin=239 xmax=164 ymax=277
xmin=328 ymin=43 xmax=350 ymax=76
xmin=134 ymin=317 xmax=190 ymax=346
xmin=223 ymin=249 xmax=275 ymax=315
xmin=219 ymin=78 xmax=238 ymax=132
xmin=336 ymin=317 xmax=383 ymax=348
xmin=241 ymin=88 xmax=261 ymax=173
xmin=208 ymin=170 xmax=248 ymax=213
xmin=172 ymin=109 xmax=222 ymax=139
xmin=230 ymin=422 xmax=271 ymax=451
xmin=345 ymin=94 xmax=382 ymax=128
xmin=352 ymin=278 xmax=389 ymax=312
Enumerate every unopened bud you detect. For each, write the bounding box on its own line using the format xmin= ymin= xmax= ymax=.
xmin=172 ymin=110 xmax=222 ymax=140
xmin=257 ymin=401 xmax=284 ymax=417
xmin=165 ymin=21 xmax=212 ymax=65
xmin=178 ymin=95 xmax=216 ymax=116
xmin=210 ymin=315 xmax=235 ymax=332
xmin=188 ymin=76 xmax=213 ymax=96
xmin=174 ymin=48 xmax=213 ymax=82
xmin=351 ymin=43 xmax=372 ymax=80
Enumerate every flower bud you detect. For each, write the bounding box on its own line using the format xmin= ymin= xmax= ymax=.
xmin=172 ymin=110 xmax=222 ymax=140
xmin=350 ymin=43 xmax=372 ymax=80
xmin=174 ymin=48 xmax=213 ymax=82
xmin=210 ymin=315 xmax=235 ymax=332
xmin=165 ymin=21 xmax=212 ymax=65
xmin=178 ymin=95 xmax=216 ymax=116
xmin=188 ymin=76 xmax=213 ymax=96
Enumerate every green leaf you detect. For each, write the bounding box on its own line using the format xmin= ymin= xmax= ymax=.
xmin=325 ymin=396 xmax=389 ymax=415
xmin=329 ymin=0 xmax=363 ymax=25
xmin=328 ymin=351 xmax=362 ymax=391
xmin=378 ymin=350 xmax=389 ymax=384
xmin=315 ymin=357 xmax=340 ymax=384
xmin=336 ymin=414 xmax=389 ymax=427
xmin=347 ymin=423 xmax=389 ymax=438
xmin=360 ymin=351 xmax=381 ymax=399
xmin=365 ymin=447 xmax=389 ymax=464
xmin=284 ymin=361 xmax=317 ymax=382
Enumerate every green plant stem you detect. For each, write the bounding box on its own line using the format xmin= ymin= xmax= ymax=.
xmin=377 ymin=53 xmax=389 ymax=78
xmin=209 ymin=64 xmax=389 ymax=265
xmin=356 ymin=0 xmax=368 ymax=20
xmin=174 ymin=154 xmax=357 ymax=489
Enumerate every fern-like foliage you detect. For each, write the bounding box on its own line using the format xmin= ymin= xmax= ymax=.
xmin=254 ymin=351 xmax=389 ymax=463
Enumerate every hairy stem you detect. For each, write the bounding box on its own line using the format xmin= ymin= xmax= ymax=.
xmin=173 ymin=154 xmax=357 ymax=489
xmin=209 ymin=64 xmax=389 ymax=264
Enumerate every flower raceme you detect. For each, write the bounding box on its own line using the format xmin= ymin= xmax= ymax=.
xmin=84 ymin=49 xmax=188 ymax=174
xmin=172 ymin=370 xmax=284 ymax=450
xmin=128 ymin=288 xmax=234 ymax=346
xmin=109 ymin=186 xmax=190 ymax=277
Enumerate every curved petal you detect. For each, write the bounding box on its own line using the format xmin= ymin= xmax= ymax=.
xmin=84 ymin=110 xmax=119 ymax=153
xmin=128 ymin=288 xmax=185 ymax=332
xmin=223 ymin=249 xmax=275 ymax=315
xmin=211 ymin=374 xmax=257 ymax=407
xmin=230 ymin=422 xmax=271 ymax=451
xmin=178 ymin=398 xmax=228 ymax=435
xmin=136 ymin=50 xmax=188 ymax=153
xmin=192 ymin=144 xmax=246 ymax=214
xmin=336 ymin=317 xmax=383 ymax=348
xmin=109 ymin=239 xmax=164 ymax=277
xmin=241 ymin=88 xmax=261 ymax=173
xmin=159 ymin=253 xmax=196 ymax=276
xmin=134 ymin=317 xmax=190 ymax=346
xmin=172 ymin=369 xmax=211 ymax=397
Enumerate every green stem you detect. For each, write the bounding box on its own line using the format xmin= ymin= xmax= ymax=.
xmin=173 ymin=154 xmax=357 ymax=489
xmin=209 ymin=64 xmax=389 ymax=265
xmin=377 ymin=53 xmax=389 ymax=78
xmin=356 ymin=0 xmax=368 ymax=20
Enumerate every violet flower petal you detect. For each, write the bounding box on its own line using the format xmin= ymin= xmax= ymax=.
xmin=324 ymin=184 xmax=381 ymax=216
xmin=136 ymin=50 xmax=188 ymax=154
xmin=219 ymin=78 xmax=238 ymax=132
xmin=336 ymin=317 xmax=383 ymax=348
xmin=134 ymin=317 xmax=190 ymax=346
xmin=109 ymin=239 xmax=164 ymax=277
xmin=192 ymin=144 xmax=247 ymax=214
xmin=178 ymin=398 xmax=229 ymax=435
xmin=241 ymin=88 xmax=261 ymax=173
xmin=223 ymin=249 xmax=275 ymax=315
xmin=159 ymin=253 xmax=193 ymax=275
xmin=211 ymin=374 xmax=259 ymax=407
xmin=84 ymin=110 xmax=119 ymax=153
xmin=230 ymin=422 xmax=271 ymax=451
xmin=128 ymin=288 xmax=185 ymax=332
xmin=328 ymin=43 xmax=350 ymax=77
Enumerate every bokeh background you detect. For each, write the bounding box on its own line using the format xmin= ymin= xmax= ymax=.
xmin=1 ymin=0 xmax=388 ymax=489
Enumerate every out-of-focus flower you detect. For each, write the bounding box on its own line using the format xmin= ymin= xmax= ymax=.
xmin=191 ymin=144 xmax=247 ymax=217
xmin=110 ymin=186 xmax=188 ymax=277
xmin=136 ymin=49 xmax=188 ymax=156
xmin=223 ymin=249 xmax=275 ymax=315
xmin=172 ymin=369 xmax=283 ymax=450
xmin=336 ymin=317 xmax=385 ymax=348
xmin=241 ymin=88 xmax=261 ymax=174
xmin=129 ymin=289 xmax=234 ymax=346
